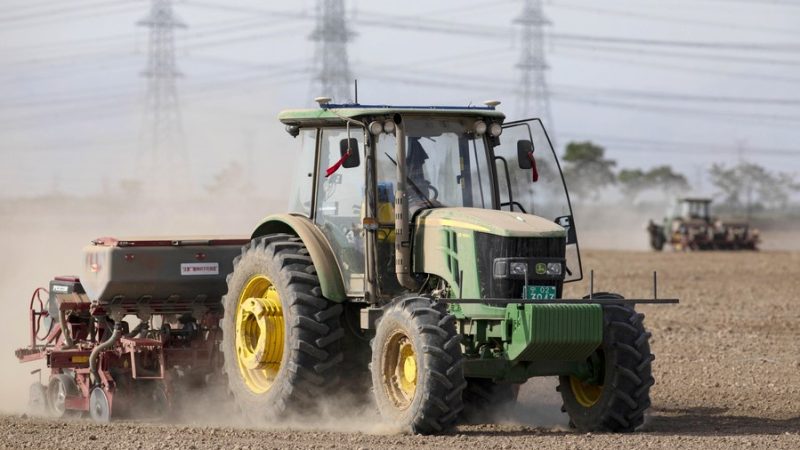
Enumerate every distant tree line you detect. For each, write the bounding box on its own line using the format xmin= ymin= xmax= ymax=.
xmin=561 ymin=141 xmax=799 ymax=212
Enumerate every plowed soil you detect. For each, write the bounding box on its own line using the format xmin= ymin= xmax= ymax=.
xmin=2 ymin=249 xmax=799 ymax=449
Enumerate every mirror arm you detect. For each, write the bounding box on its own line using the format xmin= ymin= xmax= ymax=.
xmin=494 ymin=156 xmax=516 ymax=210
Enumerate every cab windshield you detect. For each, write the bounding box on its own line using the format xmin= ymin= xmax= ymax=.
xmin=375 ymin=117 xmax=492 ymax=214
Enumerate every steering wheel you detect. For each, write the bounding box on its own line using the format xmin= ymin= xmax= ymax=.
xmin=427 ymin=184 xmax=439 ymax=201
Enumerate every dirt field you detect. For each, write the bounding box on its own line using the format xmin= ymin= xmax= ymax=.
xmin=2 ymin=245 xmax=799 ymax=449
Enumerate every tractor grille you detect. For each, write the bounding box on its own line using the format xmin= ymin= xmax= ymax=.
xmin=474 ymin=232 xmax=566 ymax=299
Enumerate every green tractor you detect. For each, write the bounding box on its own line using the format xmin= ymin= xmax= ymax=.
xmin=222 ymin=99 xmax=671 ymax=434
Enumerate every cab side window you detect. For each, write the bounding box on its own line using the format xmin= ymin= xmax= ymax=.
xmin=314 ymin=127 xmax=366 ymax=294
xmin=288 ymin=129 xmax=318 ymax=217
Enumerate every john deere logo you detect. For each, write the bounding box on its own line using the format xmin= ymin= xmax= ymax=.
xmin=535 ymin=263 xmax=547 ymax=275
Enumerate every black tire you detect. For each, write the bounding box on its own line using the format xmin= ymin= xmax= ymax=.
xmin=558 ymin=295 xmax=654 ymax=432
xmin=650 ymin=233 xmax=665 ymax=251
xmin=647 ymin=224 xmax=665 ymax=251
xmin=461 ymin=378 xmax=518 ymax=423
xmin=370 ymin=296 xmax=466 ymax=434
xmin=221 ymin=234 xmax=344 ymax=421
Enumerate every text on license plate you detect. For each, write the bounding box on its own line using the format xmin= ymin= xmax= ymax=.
xmin=523 ymin=285 xmax=557 ymax=300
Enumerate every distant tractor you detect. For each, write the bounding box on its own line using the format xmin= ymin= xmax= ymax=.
xmin=17 ymin=99 xmax=676 ymax=434
xmin=647 ymin=197 xmax=759 ymax=251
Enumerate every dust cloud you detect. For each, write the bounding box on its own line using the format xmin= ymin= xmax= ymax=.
xmin=2 ymin=192 xmax=797 ymax=424
xmin=476 ymin=378 xmax=569 ymax=430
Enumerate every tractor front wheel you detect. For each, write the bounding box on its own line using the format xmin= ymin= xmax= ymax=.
xmin=371 ymin=297 xmax=465 ymax=434
xmin=558 ymin=299 xmax=654 ymax=432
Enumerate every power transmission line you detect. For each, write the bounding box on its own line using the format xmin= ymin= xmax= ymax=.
xmin=355 ymin=70 xmax=800 ymax=126
xmin=310 ymin=0 xmax=354 ymax=103
xmin=552 ymin=47 xmax=800 ymax=84
xmin=552 ymin=85 xmax=800 ymax=106
xmin=138 ymin=0 xmax=188 ymax=191
xmin=516 ymin=0 xmax=553 ymax=127
xmin=549 ymin=32 xmax=800 ymax=54
xmin=0 ymin=3 xmax=139 ymax=29
xmin=552 ymin=40 xmax=800 ymax=67
xmin=360 ymin=63 xmax=800 ymax=107
xmin=551 ymin=1 xmax=800 ymax=37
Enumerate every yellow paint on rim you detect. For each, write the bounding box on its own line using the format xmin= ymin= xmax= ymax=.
xmin=382 ymin=331 xmax=418 ymax=409
xmin=569 ymin=376 xmax=603 ymax=408
xmin=235 ymin=274 xmax=284 ymax=394
xmin=399 ymin=341 xmax=417 ymax=396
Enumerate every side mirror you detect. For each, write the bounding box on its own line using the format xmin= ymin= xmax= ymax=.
xmin=517 ymin=140 xmax=534 ymax=169
xmin=339 ymin=138 xmax=361 ymax=169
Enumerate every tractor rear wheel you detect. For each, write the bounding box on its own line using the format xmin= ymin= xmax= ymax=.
xmin=222 ymin=234 xmax=344 ymax=421
xmin=371 ymin=297 xmax=465 ymax=434
xmin=558 ymin=297 xmax=654 ymax=432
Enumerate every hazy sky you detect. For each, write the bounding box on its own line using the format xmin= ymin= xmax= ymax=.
xmin=1 ymin=0 xmax=799 ymax=197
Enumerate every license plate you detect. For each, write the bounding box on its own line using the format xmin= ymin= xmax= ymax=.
xmin=523 ymin=285 xmax=557 ymax=300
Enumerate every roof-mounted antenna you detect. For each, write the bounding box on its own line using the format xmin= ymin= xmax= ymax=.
xmin=484 ymin=100 xmax=501 ymax=108
xmin=315 ymin=96 xmax=332 ymax=108
xmin=354 ymin=79 xmax=358 ymax=104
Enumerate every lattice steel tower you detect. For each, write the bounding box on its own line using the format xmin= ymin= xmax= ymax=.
xmin=138 ymin=0 xmax=187 ymax=184
xmin=515 ymin=0 xmax=553 ymax=127
xmin=310 ymin=0 xmax=354 ymax=103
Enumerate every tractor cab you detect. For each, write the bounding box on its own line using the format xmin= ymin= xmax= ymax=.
xmin=672 ymin=197 xmax=713 ymax=224
xmin=277 ymin=100 xmax=581 ymax=302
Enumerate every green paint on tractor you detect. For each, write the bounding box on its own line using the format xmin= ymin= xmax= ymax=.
xmin=505 ymin=303 xmax=602 ymax=361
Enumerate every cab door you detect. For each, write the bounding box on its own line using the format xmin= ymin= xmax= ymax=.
xmin=492 ymin=118 xmax=583 ymax=282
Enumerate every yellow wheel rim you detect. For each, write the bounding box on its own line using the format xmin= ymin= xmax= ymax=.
xmin=569 ymin=376 xmax=603 ymax=408
xmin=235 ymin=275 xmax=284 ymax=394
xmin=382 ymin=331 xmax=417 ymax=409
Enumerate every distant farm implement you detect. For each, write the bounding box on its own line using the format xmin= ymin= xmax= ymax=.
xmin=648 ymin=198 xmax=759 ymax=251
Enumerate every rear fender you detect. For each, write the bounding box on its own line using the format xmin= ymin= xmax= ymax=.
xmin=251 ymin=214 xmax=346 ymax=302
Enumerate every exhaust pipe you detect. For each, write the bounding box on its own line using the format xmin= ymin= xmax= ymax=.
xmin=89 ymin=320 xmax=123 ymax=385
xmin=394 ymin=116 xmax=419 ymax=291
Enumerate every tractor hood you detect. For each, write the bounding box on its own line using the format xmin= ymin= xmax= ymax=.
xmin=412 ymin=207 xmax=567 ymax=301
xmin=414 ymin=207 xmax=566 ymax=238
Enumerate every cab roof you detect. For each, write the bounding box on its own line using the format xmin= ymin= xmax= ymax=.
xmin=678 ymin=197 xmax=713 ymax=203
xmin=278 ymin=103 xmax=506 ymax=126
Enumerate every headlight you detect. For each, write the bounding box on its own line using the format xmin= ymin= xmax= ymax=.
xmin=383 ymin=120 xmax=396 ymax=134
xmin=509 ymin=262 xmax=527 ymax=276
xmin=546 ymin=262 xmax=562 ymax=275
xmin=489 ymin=123 xmax=502 ymax=137
xmin=368 ymin=121 xmax=383 ymax=135
xmin=474 ymin=120 xmax=487 ymax=135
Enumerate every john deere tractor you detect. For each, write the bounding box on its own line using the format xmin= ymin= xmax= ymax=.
xmin=221 ymin=99 xmax=672 ymax=433
xmin=17 ymin=99 xmax=673 ymax=433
